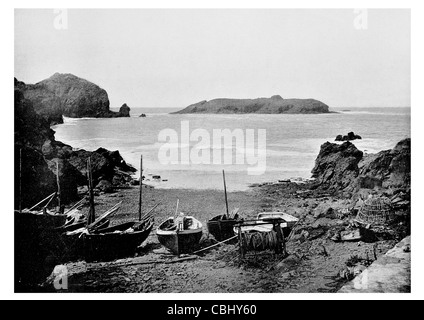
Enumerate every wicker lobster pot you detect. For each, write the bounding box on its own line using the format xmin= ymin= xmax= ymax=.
xmin=356 ymin=196 xmax=393 ymax=225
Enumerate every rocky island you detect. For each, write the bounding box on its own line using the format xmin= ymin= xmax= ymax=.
xmin=173 ymin=95 xmax=331 ymax=114
xmin=15 ymin=73 xmax=130 ymax=125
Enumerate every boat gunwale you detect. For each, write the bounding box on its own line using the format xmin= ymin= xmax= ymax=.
xmin=156 ymin=216 xmax=203 ymax=236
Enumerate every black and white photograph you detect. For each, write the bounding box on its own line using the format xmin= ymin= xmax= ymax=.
xmin=4 ymin=1 xmax=422 ymax=303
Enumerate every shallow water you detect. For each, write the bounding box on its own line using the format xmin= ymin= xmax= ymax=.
xmin=53 ymin=107 xmax=410 ymax=191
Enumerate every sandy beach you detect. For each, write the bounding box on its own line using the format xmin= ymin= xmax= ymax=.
xmin=43 ymin=180 xmax=407 ymax=293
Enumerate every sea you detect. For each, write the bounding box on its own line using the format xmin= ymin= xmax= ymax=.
xmin=53 ymin=107 xmax=411 ymax=191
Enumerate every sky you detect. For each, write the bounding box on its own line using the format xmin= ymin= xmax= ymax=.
xmin=14 ymin=9 xmax=410 ymax=109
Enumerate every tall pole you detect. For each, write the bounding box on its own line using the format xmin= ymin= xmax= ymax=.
xmin=56 ymin=160 xmax=61 ymax=211
xmin=138 ymin=155 xmax=143 ymax=221
xmin=19 ymin=148 xmax=22 ymax=213
xmin=87 ymin=157 xmax=95 ymax=225
xmin=222 ymin=170 xmax=229 ymax=218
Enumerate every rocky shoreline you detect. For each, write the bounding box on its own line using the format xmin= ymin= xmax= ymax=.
xmin=14 ymin=75 xmax=411 ymax=292
xmin=40 ymin=172 xmax=409 ymax=293
xmin=14 ymin=86 xmax=136 ymax=209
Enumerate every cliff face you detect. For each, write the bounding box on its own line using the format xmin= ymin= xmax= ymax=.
xmin=15 ymin=73 xmax=130 ymax=125
xmin=14 ymin=86 xmax=135 ymax=210
xmin=311 ymin=139 xmax=411 ymax=193
xmin=173 ymin=95 xmax=330 ymax=114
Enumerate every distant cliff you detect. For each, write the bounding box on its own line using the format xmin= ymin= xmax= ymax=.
xmin=173 ymin=95 xmax=331 ymax=114
xmin=15 ymin=73 xmax=130 ymax=125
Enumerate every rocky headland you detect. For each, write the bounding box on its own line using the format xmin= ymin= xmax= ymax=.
xmin=14 ymin=86 xmax=136 ymax=210
xmin=15 ymin=73 xmax=130 ymax=125
xmin=173 ymin=95 xmax=331 ymax=114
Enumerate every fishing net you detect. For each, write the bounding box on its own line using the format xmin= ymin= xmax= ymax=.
xmin=355 ymin=196 xmax=393 ymax=225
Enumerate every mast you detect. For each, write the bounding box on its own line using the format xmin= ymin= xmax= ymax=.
xmin=56 ymin=160 xmax=61 ymax=212
xmin=222 ymin=170 xmax=229 ymax=218
xmin=19 ymin=148 xmax=22 ymax=213
xmin=87 ymin=157 xmax=95 ymax=225
xmin=138 ymin=155 xmax=143 ymax=221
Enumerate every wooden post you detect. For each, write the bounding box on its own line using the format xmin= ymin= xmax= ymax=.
xmin=19 ymin=148 xmax=22 ymax=213
xmin=274 ymin=219 xmax=285 ymax=255
xmin=138 ymin=155 xmax=143 ymax=221
xmin=238 ymin=224 xmax=243 ymax=263
xmin=222 ymin=170 xmax=229 ymax=218
xmin=87 ymin=157 xmax=95 ymax=225
xmin=56 ymin=160 xmax=61 ymax=211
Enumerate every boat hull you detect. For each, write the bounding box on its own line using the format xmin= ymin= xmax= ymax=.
xmin=156 ymin=216 xmax=203 ymax=255
xmin=207 ymin=215 xmax=239 ymax=242
xmin=157 ymin=230 xmax=203 ymax=255
xmin=83 ymin=222 xmax=153 ymax=262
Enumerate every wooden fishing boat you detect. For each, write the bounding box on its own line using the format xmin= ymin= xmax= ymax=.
xmin=79 ymin=155 xmax=157 ymax=262
xmin=83 ymin=219 xmax=154 ymax=262
xmin=157 ymin=215 xmax=203 ymax=255
xmin=207 ymin=170 xmax=241 ymax=242
xmin=207 ymin=214 xmax=240 ymax=242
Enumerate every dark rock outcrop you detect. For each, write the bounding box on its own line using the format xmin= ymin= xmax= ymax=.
xmin=67 ymin=148 xmax=136 ymax=187
xmin=15 ymin=89 xmax=62 ymax=208
xmin=118 ymin=103 xmax=131 ymax=117
xmin=335 ymin=132 xmax=362 ymax=142
xmin=311 ymin=141 xmax=364 ymax=191
xmin=173 ymin=95 xmax=331 ymax=114
xmin=15 ymin=73 xmax=130 ymax=125
xmin=311 ymin=138 xmax=411 ymax=193
xmin=358 ymin=138 xmax=410 ymax=189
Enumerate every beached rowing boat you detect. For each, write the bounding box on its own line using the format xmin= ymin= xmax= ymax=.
xmin=83 ymin=219 xmax=153 ymax=262
xmin=207 ymin=213 xmax=240 ymax=242
xmin=207 ymin=170 xmax=242 ymax=242
xmin=157 ymin=215 xmax=203 ymax=255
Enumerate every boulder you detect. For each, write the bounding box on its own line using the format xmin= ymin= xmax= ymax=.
xmin=96 ymin=180 xmax=114 ymax=193
xmin=311 ymin=141 xmax=363 ymax=190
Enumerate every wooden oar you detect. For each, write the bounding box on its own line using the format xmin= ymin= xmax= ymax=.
xmin=139 ymin=202 xmax=161 ymax=222
xmin=86 ymin=201 xmax=122 ymax=230
xmin=24 ymin=192 xmax=57 ymax=212
xmin=174 ymin=198 xmax=179 ymax=220
xmin=64 ymin=198 xmax=85 ymax=215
